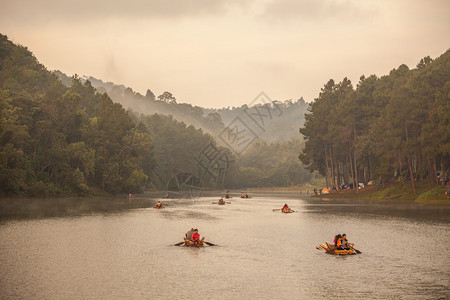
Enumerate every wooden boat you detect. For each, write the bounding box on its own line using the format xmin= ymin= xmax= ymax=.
xmin=316 ymin=242 xmax=359 ymax=255
xmin=212 ymin=199 xmax=230 ymax=205
xmin=183 ymin=237 xmax=205 ymax=247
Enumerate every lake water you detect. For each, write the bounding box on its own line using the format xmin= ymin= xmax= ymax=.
xmin=1 ymin=192 xmax=449 ymax=299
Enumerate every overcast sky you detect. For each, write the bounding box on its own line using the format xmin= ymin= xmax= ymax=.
xmin=1 ymin=0 xmax=449 ymax=108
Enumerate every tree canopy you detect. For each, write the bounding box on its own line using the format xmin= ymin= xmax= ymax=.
xmin=0 ymin=34 xmax=313 ymax=197
xmin=299 ymin=50 xmax=450 ymax=193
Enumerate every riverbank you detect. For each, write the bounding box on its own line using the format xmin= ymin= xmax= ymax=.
xmin=313 ymin=181 xmax=449 ymax=204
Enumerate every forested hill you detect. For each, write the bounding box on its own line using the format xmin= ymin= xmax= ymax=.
xmin=0 ymin=34 xmax=217 ymax=196
xmin=300 ymin=50 xmax=450 ymax=193
xmin=0 ymin=34 xmax=313 ymax=197
xmin=54 ymin=71 xmax=308 ymax=142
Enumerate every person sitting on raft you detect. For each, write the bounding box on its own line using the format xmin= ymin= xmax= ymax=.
xmin=335 ymin=234 xmax=343 ymax=250
xmin=341 ymin=234 xmax=353 ymax=250
xmin=154 ymin=201 xmax=163 ymax=208
xmin=185 ymin=228 xmax=194 ymax=240
xmin=218 ymin=197 xmax=225 ymax=204
xmin=282 ymin=203 xmax=290 ymax=212
xmin=191 ymin=229 xmax=200 ymax=245
xmin=225 ymin=191 xmax=230 ymax=199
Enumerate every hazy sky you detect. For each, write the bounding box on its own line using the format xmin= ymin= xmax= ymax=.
xmin=1 ymin=0 xmax=449 ymax=108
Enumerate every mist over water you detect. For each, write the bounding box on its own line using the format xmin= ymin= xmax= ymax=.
xmin=0 ymin=192 xmax=449 ymax=299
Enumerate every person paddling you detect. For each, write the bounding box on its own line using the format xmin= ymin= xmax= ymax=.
xmin=282 ymin=203 xmax=290 ymax=213
xmin=342 ymin=234 xmax=353 ymax=250
xmin=154 ymin=201 xmax=163 ymax=208
xmin=191 ymin=229 xmax=200 ymax=245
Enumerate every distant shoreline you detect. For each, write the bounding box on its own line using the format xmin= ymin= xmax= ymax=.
xmin=311 ymin=183 xmax=449 ymax=205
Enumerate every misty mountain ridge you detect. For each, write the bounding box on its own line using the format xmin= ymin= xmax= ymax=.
xmin=53 ymin=71 xmax=308 ymax=143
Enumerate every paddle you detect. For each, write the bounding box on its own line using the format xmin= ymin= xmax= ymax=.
xmin=174 ymin=241 xmax=184 ymax=246
xmin=351 ymin=246 xmax=361 ymax=254
xmin=272 ymin=208 xmax=281 ymax=211
xmin=204 ymin=241 xmax=216 ymax=246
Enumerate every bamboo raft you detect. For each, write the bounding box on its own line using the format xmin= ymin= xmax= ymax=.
xmin=212 ymin=200 xmax=231 ymax=205
xmin=174 ymin=237 xmax=216 ymax=247
xmin=183 ymin=237 xmax=205 ymax=247
xmin=272 ymin=208 xmax=295 ymax=213
xmin=316 ymin=242 xmax=360 ymax=255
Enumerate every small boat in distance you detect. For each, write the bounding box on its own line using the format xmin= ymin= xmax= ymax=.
xmin=213 ymin=198 xmax=230 ymax=205
xmin=272 ymin=204 xmax=293 ymax=213
xmin=316 ymin=242 xmax=361 ymax=255
xmin=240 ymin=192 xmax=251 ymax=198
xmin=153 ymin=201 xmax=165 ymax=209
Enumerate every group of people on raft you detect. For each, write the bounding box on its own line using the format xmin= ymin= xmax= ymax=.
xmin=241 ymin=192 xmax=250 ymax=198
xmin=333 ymin=233 xmax=353 ymax=250
xmin=154 ymin=201 xmax=164 ymax=209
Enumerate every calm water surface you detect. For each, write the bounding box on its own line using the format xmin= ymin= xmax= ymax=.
xmin=0 ymin=192 xmax=449 ymax=299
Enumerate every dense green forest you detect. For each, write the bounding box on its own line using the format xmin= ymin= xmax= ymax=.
xmin=299 ymin=50 xmax=450 ymax=193
xmin=0 ymin=34 xmax=155 ymax=196
xmin=226 ymin=139 xmax=312 ymax=188
xmin=0 ymin=34 xmax=312 ymax=197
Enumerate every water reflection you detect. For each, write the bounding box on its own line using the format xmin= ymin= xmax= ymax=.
xmin=0 ymin=192 xmax=449 ymax=299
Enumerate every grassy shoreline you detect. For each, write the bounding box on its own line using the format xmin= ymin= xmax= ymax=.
xmin=312 ymin=181 xmax=449 ymax=205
